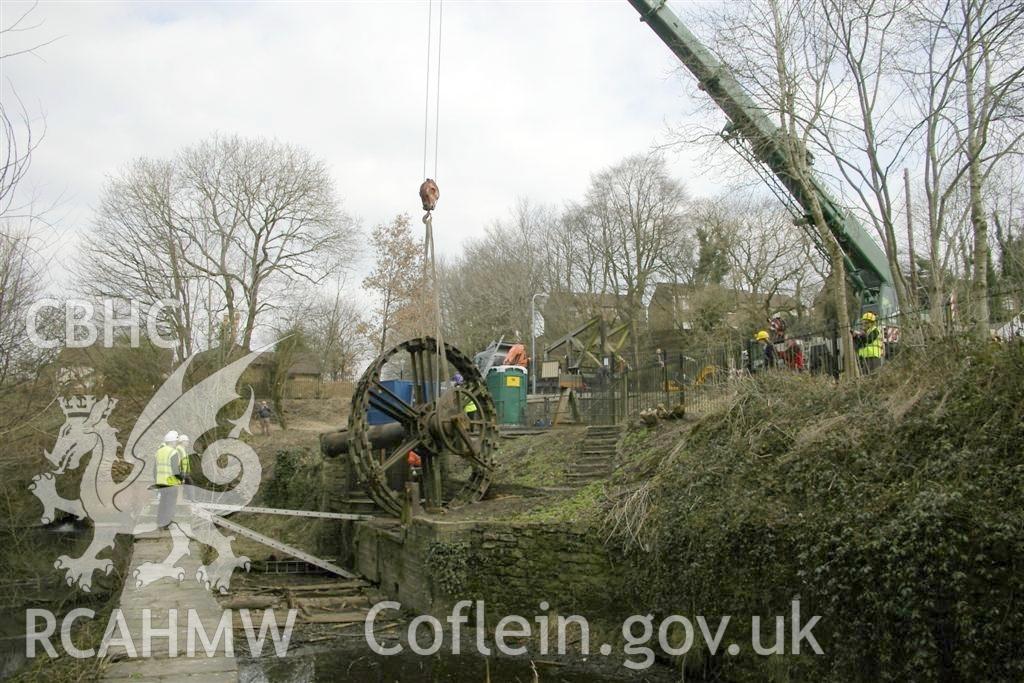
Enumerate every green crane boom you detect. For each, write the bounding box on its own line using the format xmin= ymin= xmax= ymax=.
xmin=626 ymin=0 xmax=896 ymax=316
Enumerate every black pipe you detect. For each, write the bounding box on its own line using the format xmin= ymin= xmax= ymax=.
xmin=320 ymin=422 xmax=411 ymax=458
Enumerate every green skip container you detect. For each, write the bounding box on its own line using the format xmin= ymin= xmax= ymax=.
xmin=486 ymin=365 xmax=527 ymax=425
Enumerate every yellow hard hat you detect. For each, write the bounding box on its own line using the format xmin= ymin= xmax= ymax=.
xmin=862 ymin=311 xmax=877 ymax=322
xmin=755 ymin=330 xmax=770 ymax=341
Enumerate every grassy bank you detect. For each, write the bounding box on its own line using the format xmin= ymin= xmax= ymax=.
xmin=603 ymin=341 xmax=1024 ymax=681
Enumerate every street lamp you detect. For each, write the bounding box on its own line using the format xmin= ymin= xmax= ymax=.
xmin=530 ymin=292 xmax=547 ymax=395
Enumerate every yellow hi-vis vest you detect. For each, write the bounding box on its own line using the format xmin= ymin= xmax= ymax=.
xmin=858 ymin=325 xmax=884 ymax=359
xmin=155 ymin=444 xmax=181 ymax=487
xmin=175 ymin=445 xmax=191 ymax=475
xmin=463 ymin=398 xmax=478 ymax=414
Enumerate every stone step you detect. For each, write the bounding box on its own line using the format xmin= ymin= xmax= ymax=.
xmin=569 ymin=464 xmax=609 ymax=472
xmin=577 ymin=452 xmax=613 ymax=460
xmin=566 ymin=474 xmax=607 ymax=485
xmin=335 ymin=497 xmax=382 ymax=515
xmin=570 ymin=465 xmax=612 ymax=476
xmin=570 ymin=463 xmax=613 ymax=473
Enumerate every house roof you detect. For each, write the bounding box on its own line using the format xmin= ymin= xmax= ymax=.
xmin=651 ymin=283 xmax=801 ymax=311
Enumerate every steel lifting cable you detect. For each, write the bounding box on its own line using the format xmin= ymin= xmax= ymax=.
xmin=422 ymin=0 xmax=434 ymax=180
xmin=421 ymin=0 xmax=448 ymax=397
xmin=433 ymin=0 xmax=443 ymax=180
xmin=422 ymin=0 xmax=443 ymax=180
xmin=425 ymin=216 xmax=447 ymax=396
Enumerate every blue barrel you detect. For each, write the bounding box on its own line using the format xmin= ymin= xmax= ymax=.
xmin=367 ymin=380 xmax=415 ymax=425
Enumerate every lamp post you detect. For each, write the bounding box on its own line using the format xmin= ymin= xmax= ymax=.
xmin=530 ymin=292 xmax=547 ymax=395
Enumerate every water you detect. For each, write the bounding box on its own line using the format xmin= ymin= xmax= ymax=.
xmin=0 ymin=522 xmax=95 ymax=680
xmin=241 ymin=646 xmax=636 ymax=682
xmin=2 ymin=524 xmax=675 ymax=681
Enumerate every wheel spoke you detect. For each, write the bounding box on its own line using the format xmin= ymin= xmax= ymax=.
xmin=453 ymin=421 xmax=489 ymax=470
xmin=380 ymin=437 xmax=421 ymax=473
xmin=368 ymin=381 xmax=417 ymax=423
xmin=466 ymin=417 xmax=488 ymax=433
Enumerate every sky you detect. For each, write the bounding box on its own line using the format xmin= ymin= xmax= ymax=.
xmin=2 ymin=0 xmax=729 ymax=284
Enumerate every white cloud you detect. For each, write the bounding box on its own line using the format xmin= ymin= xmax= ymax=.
xmin=3 ymin=0 xmax=723 ymax=281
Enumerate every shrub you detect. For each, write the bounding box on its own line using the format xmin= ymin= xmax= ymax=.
xmin=606 ymin=341 xmax=1024 ymax=681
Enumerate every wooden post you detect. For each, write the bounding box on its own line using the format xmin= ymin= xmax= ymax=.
xmin=423 ymin=455 xmax=443 ymax=511
xmin=402 ymin=482 xmax=422 ymax=524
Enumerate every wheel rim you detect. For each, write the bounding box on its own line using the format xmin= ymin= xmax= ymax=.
xmin=347 ymin=337 xmax=497 ymax=516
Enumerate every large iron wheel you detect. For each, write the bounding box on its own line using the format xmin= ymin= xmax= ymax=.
xmin=347 ymin=337 xmax=497 ymax=516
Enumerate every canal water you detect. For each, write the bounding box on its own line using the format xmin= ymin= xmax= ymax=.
xmin=240 ymin=645 xmax=663 ymax=682
xmin=0 ymin=520 xmax=96 ymax=680
xmin=2 ymin=523 xmax=676 ymax=681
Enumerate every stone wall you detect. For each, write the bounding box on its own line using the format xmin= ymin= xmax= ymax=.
xmin=353 ymin=517 xmax=625 ymax=623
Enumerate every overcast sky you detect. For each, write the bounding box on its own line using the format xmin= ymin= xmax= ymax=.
xmin=3 ymin=0 xmax=726 ymax=284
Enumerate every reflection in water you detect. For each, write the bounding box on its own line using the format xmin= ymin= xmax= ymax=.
xmin=0 ymin=522 xmax=95 ymax=680
xmin=241 ymin=646 xmax=633 ymax=683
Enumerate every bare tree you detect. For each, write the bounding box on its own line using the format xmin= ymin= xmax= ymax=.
xmin=176 ymin=135 xmax=359 ymax=351
xmin=682 ymin=193 xmax=824 ymax=344
xmin=716 ymin=195 xmax=816 ymax=317
xmin=362 ymin=214 xmax=424 ymax=353
xmin=583 ymin=153 xmax=691 ymax=363
xmin=0 ymin=1 xmax=63 ymax=63
xmin=990 ymin=159 xmax=1024 ymax=312
xmin=1 ymin=1 xmax=59 ymax=220
xmin=79 ymin=135 xmax=360 ymax=358
xmin=815 ymin=0 xmax=914 ymax=312
xmin=0 ymin=225 xmax=53 ymax=384
xmin=303 ymin=283 xmax=368 ymax=381
xmin=704 ymin=0 xmax=860 ymax=374
xmin=78 ymin=159 xmax=200 ymax=360
xmin=0 ymin=96 xmax=43 ymax=221
xmin=0 ymin=3 xmax=62 ymax=387
xmin=440 ymin=200 xmax=556 ymax=352
xmin=905 ymin=0 xmax=1024 ymax=334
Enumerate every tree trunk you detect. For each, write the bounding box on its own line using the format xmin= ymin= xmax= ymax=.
xmin=968 ymin=159 xmax=991 ymax=336
xmin=964 ymin=43 xmax=990 ymax=338
xmin=806 ymin=190 xmax=858 ymax=379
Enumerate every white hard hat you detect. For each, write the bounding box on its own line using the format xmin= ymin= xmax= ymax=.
xmin=164 ymin=430 xmax=179 ymax=443
xmin=177 ymin=434 xmax=190 ymax=443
